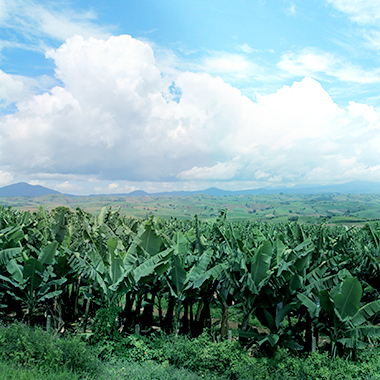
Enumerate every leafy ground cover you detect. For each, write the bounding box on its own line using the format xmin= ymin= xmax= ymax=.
xmin=1 ymin=323 xmax=380 ymax=380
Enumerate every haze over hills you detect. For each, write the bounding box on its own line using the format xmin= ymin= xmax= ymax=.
xmin=0 ymin=182 xmax=61 ymax=197
xmin=1 ymin=181 xmax=380 ymax=198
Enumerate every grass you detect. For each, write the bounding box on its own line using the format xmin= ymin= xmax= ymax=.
xmin=0 ymin=358 xmax=210 ymax=380
xmin=0 ymin=322 xmax=218 ymax=380
xmin=0 ymin=360 xmax=82 ymax=380
xmin=102 ymin=360 xmax=210 ymax=380
xmin=2 ymin=322 xmax=380 ymax=380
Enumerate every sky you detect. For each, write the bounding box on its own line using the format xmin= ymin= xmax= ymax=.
xmin=1 ymin=0 xmax=380 ymax=195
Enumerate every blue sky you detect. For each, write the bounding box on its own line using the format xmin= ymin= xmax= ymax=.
xmin=1 ymin=0 xmax=380 ymax=194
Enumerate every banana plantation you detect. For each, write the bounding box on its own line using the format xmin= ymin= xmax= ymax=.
xmin=1 ymin=205 xmax=380 ymax=358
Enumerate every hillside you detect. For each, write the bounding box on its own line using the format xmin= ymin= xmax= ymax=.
xmin=2 ymin=180 xmax=380 ymax=198
xmin=0 ymin=182 xmax=61 ymax=197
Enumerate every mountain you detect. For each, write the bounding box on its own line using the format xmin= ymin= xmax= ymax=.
xmin=142 ymin=182 xmax=380 ymax=196
xmin=270 ymin=181 xmax=380 ymax=195
xmin=152 ymin=187 xmax=234 ymax=197
xmin=1 ymin=180 xmax=380 ymax=198
xmin=135 ymin=182 xmax=380 ymax=196
xmin=0 ymin=182 xmax=61 ymax=197
xmin=126 ymin=190 xmax=149 ymax=196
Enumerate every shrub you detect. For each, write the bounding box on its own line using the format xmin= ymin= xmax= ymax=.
xmin=0 ymin=322 xmax=100 ymax=376
xmin=91 ymin=304 xmax=122 ymax=344
xmin=106 ymin=332 xmax=380 ymax=380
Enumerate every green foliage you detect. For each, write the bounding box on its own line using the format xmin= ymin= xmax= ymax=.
xmin=95 ymin=332 xmax=251 ymax=379
xmin=95 ymin=332 xmax=380 ymax=380
xmin=91 ymin=304 xmax=122 ymax=343
xmin=263 ymin=348 xmax=380 ymax=380
xmin=103 ymin=359 xmax=214 ymax=380
xmin=2 ymin=205 xmax=380 ymax=360
xmin=4 ymin=322 xmax=380 ymax=380
xmin=0 ymin=360 xmax=82 ymax=380
xmin=0 ymin=322 xmax=100 ymax=376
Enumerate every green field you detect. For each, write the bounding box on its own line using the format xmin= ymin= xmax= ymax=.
xmin=1 ymin=192 xmax=380 ymax=225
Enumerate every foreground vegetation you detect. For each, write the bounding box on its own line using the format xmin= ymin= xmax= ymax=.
xmin=1 ymin=323 xmax=380 ymax=379
xmin=2 ymin=205 xmax=380 ymax=377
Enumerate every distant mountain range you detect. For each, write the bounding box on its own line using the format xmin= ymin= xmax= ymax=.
xmin=1 ymin=181 xmax=380 ymax=198
xmin=0 ymin=182 xmax=61 ymax=197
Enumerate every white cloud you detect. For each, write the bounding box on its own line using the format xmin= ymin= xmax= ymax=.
xmin=0 ymin=0 xmax=111 ymax=55
xmin=37 ymin=8 xmax=110 ymax=41
xmin=279 ymin=49 xmax=333 ymax=76
xmin=29 ymin=180 xmax=46 ymax=186
xmin=327 ymin=0 xmax=380 ymax=25
xmin=0 ymin=170 xmax=14 ymax=186
xmin=93 ymin=183 xmax=140 ymax=194
xmin=236 ymin=44 xmax=256 ymax=54
xmin=198 ymin=52 xmax=259 ymax=81
xmin=278 ymin=48 xmax=380 ymax=84
xmin=363 ymin=30 xmax=380 ymax=52
xmin=0 ymin=70 xmax=31 ymax=106
xmin=325 ymin=1 xmax=380 ymax=54
xmin=347 ymin=101 xmax=379 ymax=126
xmin=287 ymin=3 xmax=296 ymax=16
xmin=0 ymin=0 xmax=8 ymax=24
xmin=1 ymin=34 xmax=380 ymax=190
xmin=54 ymin=181 xmax=84 ymax=193
xmin=178 ymin=159 xmax=242 ymax=180
xmin=108 ymin=183 xmax=119 ymax=190
xmin=255 ymin=170 xmax=270 ymax=180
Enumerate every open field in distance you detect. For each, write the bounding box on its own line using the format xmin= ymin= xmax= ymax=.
xmin=1 ymin=193 xmax=380 ymax=226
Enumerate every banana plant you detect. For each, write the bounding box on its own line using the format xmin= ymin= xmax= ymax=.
xmin=319 ymin=276 xmax=380 ymax=357
xmin=0 ymin=225 xmax=25 ymax=316
xmin=0 ymin=226 xmax=24 ymax=266
xmin=0 ymin=241 xmax=65 ymax=324
xmin=300 ymin=275 xmax=380 ymax=357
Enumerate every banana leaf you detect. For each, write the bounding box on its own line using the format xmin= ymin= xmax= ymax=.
xmin=134 ymin=248 xmax=173 ymax=283
xmin=139 ymin=224 xmax=161 ymax=256
xmin=38 ymin=241 xmax=58 ymax=265
xmin=251 ymin=240 xmax=272 ymax=286
xmin=351 ymin=299 xmax=380 ymax=326
xmin=0 ymin=247 xmax=22 ymax=265
xmin=333 ymin=277 xmax=362 ymax=321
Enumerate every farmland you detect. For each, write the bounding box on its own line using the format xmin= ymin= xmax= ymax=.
xmin=2 ymin=204 xmax=380 ymax=378
xmin=1 ymin=192 xmax=380 ymax=225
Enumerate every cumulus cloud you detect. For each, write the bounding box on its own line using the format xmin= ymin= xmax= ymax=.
xmin=54 ymin=181 xmax=84 ymax=193
xmin=178 ymin=159 xmax=242 ymax=180
xmin=195 ymin=52 xmax=261 ymax=84
xmin=0 ymin=70 xmax=31 ymax=107
xmin=0 ymin=170 xmax=14 ymax=186
xmin=1 ymin=33 xmax=380 ymax=190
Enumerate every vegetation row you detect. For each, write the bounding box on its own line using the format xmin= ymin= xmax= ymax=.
xmin=1 ymin=205 xmax=380 ymax=361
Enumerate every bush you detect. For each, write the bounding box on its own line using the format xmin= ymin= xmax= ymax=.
xmin=102 ymin=331 xmax=380 ymax=380
xmin=103 ymin=359 xmax=208 ymax=380
xmin=106 ymin=332 xmax=256 ymax=379
xmin=91 ymin=304 xmax=122 ymax=344
xmin=0 ymin=322 xmax=100 ymax=376
xmin=3 ymin=322 xmax=380 ymax=380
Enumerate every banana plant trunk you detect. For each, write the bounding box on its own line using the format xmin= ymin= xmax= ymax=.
xmin=220 ymin=301 xmax=229 ymax=338
xmin=163 ymin=295 xmax=175 ymax=333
